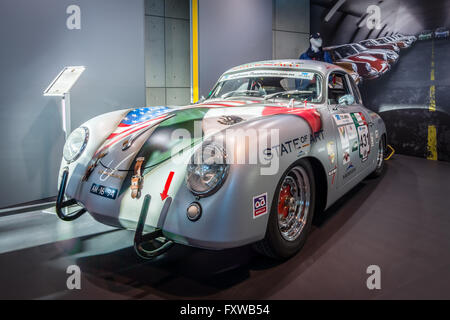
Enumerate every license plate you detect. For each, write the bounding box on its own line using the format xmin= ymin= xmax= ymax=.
xmin=90 ymin=183 xmax=118 ymax=200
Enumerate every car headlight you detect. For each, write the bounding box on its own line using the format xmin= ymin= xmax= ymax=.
xmin=63 ymin=127 xmax=89 ymax=163
xmin=365 ymin=63 xmax=371 ymax=72
xmin=186 ymin=142 xmax=229 ymax=197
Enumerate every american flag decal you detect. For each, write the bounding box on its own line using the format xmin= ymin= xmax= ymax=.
xmin=94 ymin=106 xmax=172 ymax=156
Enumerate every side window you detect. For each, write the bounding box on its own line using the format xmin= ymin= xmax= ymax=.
xmin=327 ymin=73 xmax=352 ymax=105
xmin=348 ymin=76 xmax=362 ymax=104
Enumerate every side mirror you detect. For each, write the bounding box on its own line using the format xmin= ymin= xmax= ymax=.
xmin=338 ymin=94 xmax=355 ymax=106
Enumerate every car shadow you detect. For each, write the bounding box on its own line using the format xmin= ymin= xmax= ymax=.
xmin=74 ymin=166 xmax=386 ymax=299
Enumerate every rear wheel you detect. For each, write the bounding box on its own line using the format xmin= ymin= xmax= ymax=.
xmin=254 ymin=159 xmax=316 ymax=259
xmin=369 ymin=136 xmax=385 ymax=178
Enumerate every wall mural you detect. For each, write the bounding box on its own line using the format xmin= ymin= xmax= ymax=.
xmin=311 ymin=0 xmax=450 ymax=162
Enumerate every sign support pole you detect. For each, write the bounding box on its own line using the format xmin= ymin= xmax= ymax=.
xmin=41 ymin=66 xmax=85 ymax=215
xmin=62 ymin=93 xmax=71 ymax=140
xmin=43 ymin=66 xmax=85 ymax=141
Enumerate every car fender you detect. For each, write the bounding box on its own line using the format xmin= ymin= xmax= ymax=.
xmin=57 ymin=109 xmax=131 ymax=197
xmin=161 ymin=113 xmax=330 ymax=249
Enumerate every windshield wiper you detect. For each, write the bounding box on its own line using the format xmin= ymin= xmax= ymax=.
xmin=221 ymin=90 xmax=264 ymax=98
xmin=264 ymin=90 xmax=313 ymax=100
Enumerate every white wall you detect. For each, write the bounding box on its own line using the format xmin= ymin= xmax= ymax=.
xmin=0 ymin=0 xmax=146 ymax=208
xmin=273 ymin=0 xmax=310 ymax=59
xmin=198 ymin=0 xmax=274 ymax=97
xmin=145 ymin=0 xmax=191 ymax=106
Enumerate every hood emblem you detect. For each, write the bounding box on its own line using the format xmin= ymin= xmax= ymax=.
xmin=217 ymin=115 xmax=244 ymax=125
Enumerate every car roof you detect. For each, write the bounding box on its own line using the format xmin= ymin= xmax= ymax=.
xmin=223 ymin=59 xmax=342 ymax=76
xmin=324 ymin=43 xmax=351 ymax=50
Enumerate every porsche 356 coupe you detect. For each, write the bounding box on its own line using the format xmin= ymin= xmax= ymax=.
xmin=56 ymin=60 xmax=386 ymax=259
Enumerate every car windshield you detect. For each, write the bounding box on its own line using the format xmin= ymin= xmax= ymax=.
xmin=377 ymin=38 xmax=387 ymax=44
xmin=360 ymin=40 xmax=373 ymax=46
xmin=334 ymin=45 xmax=358 ymax=58
xmin=208 ymin=70 xmax=322 ymax=102
xmin=352 ymin=43 xmax=367 ymax=52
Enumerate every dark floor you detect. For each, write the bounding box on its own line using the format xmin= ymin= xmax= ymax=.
xmin=1 ymin=154 xmax=450 ymax=299
xmin=360 ymin=38 xmax=450 ymax=162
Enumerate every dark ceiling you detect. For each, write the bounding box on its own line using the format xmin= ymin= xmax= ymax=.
xmin=311 ymin=0 xmax=450 ymax=46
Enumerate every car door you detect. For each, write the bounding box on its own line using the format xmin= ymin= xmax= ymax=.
xmin=348 ymin=75 xmax=377 ymax=168
xmin=326 ymin=71 xmax=372 ymax=190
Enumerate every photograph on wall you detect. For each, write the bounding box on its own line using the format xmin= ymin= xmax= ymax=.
xmin=311 ymin=0 xmax=450 ymax=161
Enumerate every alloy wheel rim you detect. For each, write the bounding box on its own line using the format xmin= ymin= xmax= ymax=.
xmin=376 ymin=140 xmax=384 ymax=169
xmin=277 ymin=166 xmax=311 ymax=242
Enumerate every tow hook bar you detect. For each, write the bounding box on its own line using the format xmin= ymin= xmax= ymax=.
xmin=134 ymin=194 xmax=174 ymax=259
xmin=56 ymin=168 xmax=87 ymax=221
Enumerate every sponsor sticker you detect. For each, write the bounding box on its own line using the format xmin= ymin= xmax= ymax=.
xmin=328 ymin=167 xmax=337 ymax=176
xmin=346 ymin=124 xmax=358 ymax=140
xmin=220 ymin=70 xmax=315 ymax=82
xmin=328 ymin=166 xmax=338 ymax=185
xmin=263 ymin=135 xmax=309 ymax=160
xmin=253 ymin=193 xmax=268 ymax=218
xmin=352 ymin=140 xmax=359 ymax=152
xmin=327 ymin=141 xmax=336 ymax=165
xmin=338 ymin=126 xmax=349 ymax=150
xmin=353 ymin=113 xmax=365 ymax=125
xmin=343 ymin=162 xmax=356 ymax=179
xmin=333 ymin=113 xmax=353 ymax=126
xmin=343 ymin=149 xmax=351 ymax=165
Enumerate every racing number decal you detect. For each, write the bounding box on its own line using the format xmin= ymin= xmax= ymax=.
xmin=351 ymin=112 xmax=371 ymax=162
xmin=334 ymin=112 xmax=371 ymax=164
xmin=358 ymin=125 xmax=370 ymax=161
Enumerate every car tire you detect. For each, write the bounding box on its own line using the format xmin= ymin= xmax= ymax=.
xmin=369 ymin=136 xmax=385 ymax=178
xmin=253 ymin=159 xmax=316 ymax=260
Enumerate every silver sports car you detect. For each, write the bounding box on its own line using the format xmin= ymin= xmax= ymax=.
xmin=56 ymin=60 xmax=386 ymax=259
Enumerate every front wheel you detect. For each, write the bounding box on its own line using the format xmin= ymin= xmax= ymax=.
xmin=253 ymin=159 xmax=316 ymax=259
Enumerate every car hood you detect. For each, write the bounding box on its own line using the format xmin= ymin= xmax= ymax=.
xmin=91 ymin=99 xmax=322 ymax=173
xmin=348 ymin=53 xmax=380 ymax=62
